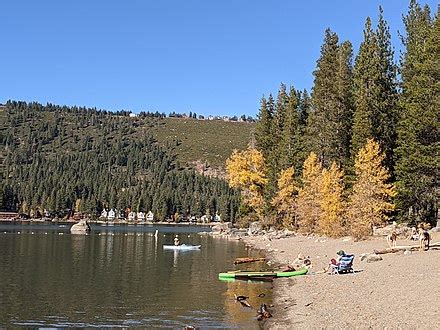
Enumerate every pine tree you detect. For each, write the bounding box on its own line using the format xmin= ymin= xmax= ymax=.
xmin=375 ymin=6 xmax=399 ymax=171
xmin=336 ymin=41 xmax=355 ymax=169
xmin=347 ymin=139 xmax=396 ymax=239
xmin=267 ymin=85 xmax=290 ymax=187
xmin=271 ymin=167 xmax=298 ymax=228
xmin=351 ymin=10 xmax=398 ymax=171
xmin=263 ymin=93 xmax=281 ymax=200
xmin=306 ymin=29 xmax=340 ymax=166
xmin=254 ymin=96 xmax=273 ymax=160
xmin=395 ymin=2 xmax=438 ymax=223
xmin=273 ymin=83 xmax=289 ymax=141
xmin=306 ymin=29 xmax=354 ymax=168
xmin=351 ymin=17 xmax=379 ymax=157
xmin=298 ymin=89 xmax=311 ymax=128
xmin=318 ymin=162 xmax=345 ymax=237
xmin=279 ymin=87 xmax=303 ymax=173
xmin=296 ymin=152 xmax=323 ymax=233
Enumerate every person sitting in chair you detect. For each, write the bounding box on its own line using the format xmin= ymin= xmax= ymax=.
xmin=328 ymin=250 xmax=354 ymax=274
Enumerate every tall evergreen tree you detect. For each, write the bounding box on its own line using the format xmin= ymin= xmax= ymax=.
xmin=298 ymin=89 xmax=311 ymax=128
xmin=352 ymin=18 xmax=378 ymax=157
xmin=306 ymin=29 xmax=354 ymax=168
xmin=395 ymin=2 xmax=438 ymax=223
xmin=306 ymin=29 xmax=340 ymax=166
xmin=269 ymin=84 xmax=290 ymax=178
xmin=279 ymin=87 xmax=303 ymax=174
xmin=273 ymin=83 xmax=289 ymax=141
xmin=375 ymin=6 xmax=399 ymax=171
xmin=254 ymin=96 xmax=273 ymax=160
xmin=336 ymin=41 xmax=355 ymax=169
xmin=351 ymin=10 xmax=398 ymax=172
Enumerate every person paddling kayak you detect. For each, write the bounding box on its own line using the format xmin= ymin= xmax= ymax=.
xmin=174 ymin=234 xmax=180 ymax=246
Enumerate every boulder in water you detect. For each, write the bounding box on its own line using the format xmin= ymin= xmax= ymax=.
xmin=70 ymin=219 xmax=91 ymax=234
xmin=212 ymin=222 xmax=231 ymax=234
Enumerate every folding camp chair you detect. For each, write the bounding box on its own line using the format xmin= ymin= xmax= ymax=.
xmin=337 ymin=254 xmax=355 ymax=274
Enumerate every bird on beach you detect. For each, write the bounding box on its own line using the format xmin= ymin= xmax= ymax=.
xmin=239 ymin=300 xmax=252 ymax=308
xmin=234 ymin=294 xmax=252 ymax=308
xmin=234 ymin=294 xmax=249 ymax=301
xmin=256 ymin=304 xmax=272 ymax=321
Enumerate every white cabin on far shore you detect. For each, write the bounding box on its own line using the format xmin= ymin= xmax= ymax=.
xmin=146 ymin=211 xmax=154 ymax=222
xmin=137 ymin=211 xmax=145 ymax=221
xmin=108 ymin=209 xmax=116 ymax=220
xmin=128 ymin=211 xmax=136 ymax=221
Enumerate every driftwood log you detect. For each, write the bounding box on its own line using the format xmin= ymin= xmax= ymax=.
xmin=374 ymin=241 xmax=440 ymax=254
xmin=234 ymin=257 xmax=266 ymax=265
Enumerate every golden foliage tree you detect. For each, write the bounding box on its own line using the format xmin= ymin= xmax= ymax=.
xmin=347 ymin=139 xmax=396 ymax=239
xmin=271 ymin=167 xmax=298 ymax=228
xmin=226 ymin=149 xmax=268 ymax=219
xmin=296 ymin=152 xmax=322 ymax=233
xmin=318 ymin=162 xmax=345 ymax=237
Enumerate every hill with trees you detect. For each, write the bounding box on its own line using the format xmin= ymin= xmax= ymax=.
xmin=0 ymin=101 xmax=253 ymax=220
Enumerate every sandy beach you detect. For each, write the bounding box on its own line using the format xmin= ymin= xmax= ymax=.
xmin=242 ymin=231 xmax=440 ymax=328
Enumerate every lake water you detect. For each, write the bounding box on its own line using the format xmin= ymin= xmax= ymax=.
xmin=0 ymin=223 xmax=272 ymax=328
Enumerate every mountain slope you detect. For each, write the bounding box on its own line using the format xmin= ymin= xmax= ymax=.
xmin=0 ymin=101 xmax=247 ymax=219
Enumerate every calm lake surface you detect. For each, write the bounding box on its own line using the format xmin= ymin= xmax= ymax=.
xmin=0 ymin=223 xmax=272 ymax=328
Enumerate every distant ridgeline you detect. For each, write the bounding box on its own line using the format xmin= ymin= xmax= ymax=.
xmin=0 ymin=101 xmax=241 ymax=220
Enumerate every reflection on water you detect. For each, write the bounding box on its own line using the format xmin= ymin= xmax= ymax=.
xmin=0 ymin=224 xmax=272 ymax=328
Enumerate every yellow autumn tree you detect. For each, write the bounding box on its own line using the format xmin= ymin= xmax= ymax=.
xmin=318 ymin=162 xmax=345 ymax=237
xmin=347 ymin=139 xmax=396 ymax=239
xmin=271 ymin=167 xmax=297 ymax=229
xmin=296 ymin=152 xmax=322 ymax=234
xmin=226 ymin=148 xmax=267 ymax=219
xmin=75 ymin=198 xmax=82 ymax=213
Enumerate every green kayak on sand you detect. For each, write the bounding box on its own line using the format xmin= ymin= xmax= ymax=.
xmin=218 ymin=267 xmax=308 ymax=279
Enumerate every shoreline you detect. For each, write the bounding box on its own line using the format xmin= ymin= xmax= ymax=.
xmin=0 ymin=219 xmax=217 ymax=227
xmin=236 ymin=231 xmax=440 ymax=328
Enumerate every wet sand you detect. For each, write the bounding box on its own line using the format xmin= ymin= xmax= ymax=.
xmin=243 ymin=232 xmax=440 ymax=328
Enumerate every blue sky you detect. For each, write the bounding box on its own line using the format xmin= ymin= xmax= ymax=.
xmin=0 ymin=1 xmax=437 ymax=116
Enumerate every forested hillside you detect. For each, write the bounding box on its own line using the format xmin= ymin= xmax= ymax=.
xmin=227 ymin=1 xmax=439 ymax=236
xmin=0 ymin=101 xmax=249 ymax=220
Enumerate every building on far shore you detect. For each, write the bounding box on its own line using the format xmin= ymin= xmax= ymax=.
xmin=146 ymin=211 xmax=154 ymax=222
xmin=137 ymin=211 xmax=145 ymax=221
xmin=128 ymin=211 xmax=136 ymax=221
xmin=0 ymin=212 xmax=19 ymax=221
xmin=100 ymin=209 xmax=108 ymax=218
xmin=108 ymin=209 xmax=115 ymax=220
